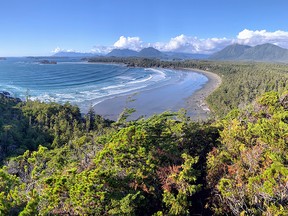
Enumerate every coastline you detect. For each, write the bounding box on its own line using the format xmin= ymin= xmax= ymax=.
xmin=0 ymin=60 xmax=222 ymax=121
xmin=92 ymin=67 xmax=222 ymax=121
xmin=181 ymin=68 xmax=222 ymax=120
xmin=86 ymin=63 xmax=222 ymax=120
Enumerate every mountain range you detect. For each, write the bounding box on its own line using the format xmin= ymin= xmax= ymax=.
xmin=52 ymin=47 xmax=209 ymax=60
xmin=52 ymin=43 xmax=288 ymax=62
xmin=107 ymin=47 xmax=167 ymax=59
xmin=106 ymin=49 xmax=139 ymax=57
xmin=106 ymin=47 xmax=209 ymax=59
xmin=209 ymin=43 xmax=288 ymax=62
xmin=105 ymin=44 xmax=288 ymax=62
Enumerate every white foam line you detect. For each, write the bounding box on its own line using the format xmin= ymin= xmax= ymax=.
xmin=108 ymin=85 xmax=146 ymax=96
xmin=129 ymin=75 xmax=153 ymax=84
xmin=147 ymin=68 xmax=167 ymax=77
xmin=117 ymin=76 xmax=134 ymax=80
xmin=92 ymin=100 xmax=105 ymax=106
xmin=101 ymin=84 xmax=125 ymax=90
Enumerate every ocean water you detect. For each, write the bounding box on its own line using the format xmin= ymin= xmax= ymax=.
xmin=0 ymin=57 xmax=208 ymax=117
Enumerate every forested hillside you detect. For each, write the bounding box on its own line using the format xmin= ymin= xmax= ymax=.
xmin=0 ymin=89 xmax=287 ymax=215
xmin=209 ymin=43 xmax=288 ymax=62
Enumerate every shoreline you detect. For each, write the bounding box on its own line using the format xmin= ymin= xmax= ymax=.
xmin=0 ymin=64 xmax=222 ymax=121
xmin=88 ymin=62 xmax=223 ymax=120
xmin=92 ymin=67 xmax=222 ymax=121
xmin=180 ymin=68 xmax=222 ymax=120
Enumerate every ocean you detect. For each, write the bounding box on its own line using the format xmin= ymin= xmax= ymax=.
xmin=0 ymin=57 xmax=208 ymax=119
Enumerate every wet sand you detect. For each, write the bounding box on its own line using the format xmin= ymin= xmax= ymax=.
xmin=182 ymin=68 xmax=222 ymax=120
xmin=93 ymin=68 xmax=222 ymax=121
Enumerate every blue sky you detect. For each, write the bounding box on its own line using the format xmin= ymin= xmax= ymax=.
xmin=1 ymin=0 xmax=288 ymax=56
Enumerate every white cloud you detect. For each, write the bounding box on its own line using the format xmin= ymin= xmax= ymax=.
xmin=52 ymin=47 xmax=63 ymax=53
xmin=153 ymin=34 xmax=232 ymax=54
xmin=51 ymin=47 xmax=76 ymax=53
xmin=57 ymin=29 xmax=288 ymax=55
xmin=111 ymin=30 xmax=288 ymax=54
xmin=91 ymin=46 xmax=113 ymax=54
xmin=107 ymin=34 xmax=232 ymax=54
xmin=112 ymin=29 xmax=288 ymax=54
xmin=237 ymin=29 xmax=288 ymax=48
xmin=113 ymin=36 xmax=143 ymax=51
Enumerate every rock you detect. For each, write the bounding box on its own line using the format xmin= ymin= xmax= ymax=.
xmin=2 ymin=91 xmax=10 ymax=96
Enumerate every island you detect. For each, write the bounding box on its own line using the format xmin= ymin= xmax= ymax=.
xmin=39 ymin=60 xmax=57 ymax=64
xmin=0 ymin=57 xmax=7 ymax=60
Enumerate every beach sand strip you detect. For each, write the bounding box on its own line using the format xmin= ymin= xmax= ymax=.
xmin=182 ymin=68 xmax=222 ymax=120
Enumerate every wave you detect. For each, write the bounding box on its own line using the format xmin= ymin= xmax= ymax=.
xmin=129 ymin=75 xmax=153 ymax=84
xmin=116 ymin=76 xmax=134 ymax=80
xmin=28 ymin=82 xmax=148 ymax=106
xmin=101 ymin=84 xmax=125 ymax=90
xmin=106 ymin=85 xmax=147 ymax=97
xmin=30 ymin=93 xmax=56 ymax=102
xmin=145 ymin=68 xmax=166 ymax=77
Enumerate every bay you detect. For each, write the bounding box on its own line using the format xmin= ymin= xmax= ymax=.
xmin=0 ymin=57 xmax=208 ymax=119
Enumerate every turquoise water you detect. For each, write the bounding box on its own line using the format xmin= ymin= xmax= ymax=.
xmin=0 ymin=57 xmax=208 ymax=116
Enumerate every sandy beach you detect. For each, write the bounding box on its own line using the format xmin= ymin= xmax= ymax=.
xmin=182 ymin=68 xmax=222 ymax=120
xmin=93 ymin=68 xmax=222 ymax=121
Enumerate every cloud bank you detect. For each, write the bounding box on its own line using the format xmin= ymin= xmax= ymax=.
xmin=52 ymin=47 xmax=76 ymax=53
xmin=236 ymin=29 xmax=288 ymax=48
xmin=153 ymin=35 xmax=231 ymax=54
xmin=91 ymin=46 xmax=113 ymax=54
xmin=52 ymin=29 xmax=288 ymax=54
xmin=109 ymin=29 xmax=288 ymax=54
xmin=108 ymin=35 xmax=232 ymax=54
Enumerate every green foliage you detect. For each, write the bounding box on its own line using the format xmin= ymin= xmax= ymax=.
xmin=67 ymin=113 xmax=203 ymax=215
xmin=207 ymin=91 xmax=288 ymax=215
xmin=0 ymin=168 xmax=20 ymax=215
xmin=0 ymin=102 xmax=218 ymax=215
xmin=0 ymin=97 xmax=111 ymax=164
xmin=179 ymin=61 xmax=288 ymax=117
xmin=162 ymin=154 xmax=201 ymax=215
xmin=18 ymin=192 xmax=39 ymax=216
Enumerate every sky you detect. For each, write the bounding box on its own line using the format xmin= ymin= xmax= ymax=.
xmin=1 ymin=0 xmax=288 ymax=56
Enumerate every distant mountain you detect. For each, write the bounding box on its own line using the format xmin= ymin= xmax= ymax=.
xmin=106 ymin=49 xmax=138 ymax=57
xmin=164 ymin=52 xmax=209 ymax=60
xmin=238 ymin=43 xmax=288 ymax=61
xmin=209 ymin=44 xmax=251 ymax=60
xmin=106 ymin=47 xmax=167 ymax=59
xmin=138 ymin=47 xmax=166 ymax=58
xmin=210 ymin=43 xmax=288 ymax=62
xmin=53 ymin=52 xmax=97 ymax=57
xmin=105 ymin=47 xmax=210 ymax=60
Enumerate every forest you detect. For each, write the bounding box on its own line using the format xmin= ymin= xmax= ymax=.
xmin=0 ymin=59 xmax=287 ymax=215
